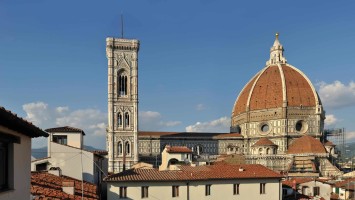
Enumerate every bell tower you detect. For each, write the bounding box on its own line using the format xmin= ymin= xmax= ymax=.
xmin=106 ymin=37 xmax=139 ymax=173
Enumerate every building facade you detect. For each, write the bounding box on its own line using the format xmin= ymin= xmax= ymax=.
xmin=106 ymin=38 xmax=140 ymax=173
xmin=106 ymin=34 xmax=341 ymax=177
xmin=105 ymin=164 xmax=283 ymax=200
xmin=31 ymin=126 xmax=108 ymax=185
xmin=0 ymin=106 xmax=48 ymax=200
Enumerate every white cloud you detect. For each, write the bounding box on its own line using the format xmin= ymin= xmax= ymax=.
xmin=185 ymin=116 xmax=230 ymax=132
xmin=346 ymin=131 xmax=355 ymax=143
xmin=325 ymin=114 xmax=338 ymax=126
xmin=23 ymin=102 xmax=107 ymax=149
xmin=318 ymin=81 xmax=355 ymax=109
xmin=23 ymin=102 xmax=51 ymax=127
xmin=196 ymin=104 xmax=206 ymax=111
xmin=55 ymin=106 xmax=69 ymax=114
xmin=139 ymin=111 xmax=181 ymax=131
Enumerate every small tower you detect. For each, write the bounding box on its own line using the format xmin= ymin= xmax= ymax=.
xmin=106 ymin=37 xmax=139 ymax=173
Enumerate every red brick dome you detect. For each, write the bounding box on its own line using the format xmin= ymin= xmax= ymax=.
xmin=286 ymin=135 xmax=326 ymax=154
xmin=232 ymin=64 xmax=321 ymax=118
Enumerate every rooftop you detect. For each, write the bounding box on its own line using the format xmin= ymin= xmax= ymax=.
xmin=45 ymin=126 xmax=86 ymax=135
xmin=0 ymin=106 xmax=48 ymax=138
xmin=104 ymin=164 xmax=282 ymax=182
xmin=166 ymin=146 xmax=192 ymax=153
xmin=287 ymin=135 xmax=327 ymax=154
xmin=31 ymin=171 xmax=98 ymax=199
xmin=252 ymin=138 xmax=277 ymax=146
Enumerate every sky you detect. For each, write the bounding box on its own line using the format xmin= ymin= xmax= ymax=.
xmin=1 ymin=0 xmax=355 ymax=149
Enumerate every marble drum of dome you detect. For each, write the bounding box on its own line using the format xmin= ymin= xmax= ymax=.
xmin=231 ymin=34 xmax=325 ymax=139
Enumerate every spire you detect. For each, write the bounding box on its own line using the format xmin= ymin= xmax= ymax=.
xmin=266 ymin=33 xmax=287 ymax=65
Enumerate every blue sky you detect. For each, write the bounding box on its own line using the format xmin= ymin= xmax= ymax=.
xmin=1 ymin=0 xmax=355 ymax=149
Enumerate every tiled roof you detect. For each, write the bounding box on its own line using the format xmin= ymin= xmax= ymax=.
xmin=252 ymin=138 xmax=277 ymax=146
xmin=138 ymin=131 xmax=234 ymax=139
xmin=0 ymin=106 xmax=48 ymax=138
xmin=287 ymin=135 xmax=327 ymax=154
xmin=104 ymin=164 xmax=283 ymax=182
xmin=334 ymin=177 xmax=355 ymax=189
xmin=232 ymin=64 xmax=319 ymax=117
xmin=45 ymin=126 xmax=85 ymax=135
xmin=166 ymin=146 xmax=192 ymax=153
xmin=31 ymin=171 xmax=98 ymax=199
xmin=90 ymin=150 xmax=108 ymax=156
xmin=324 ymin=140 xmax=335 ymax=146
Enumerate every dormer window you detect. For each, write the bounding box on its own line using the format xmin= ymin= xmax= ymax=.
xmin=53 ymin=135 xmax=67 ymax=145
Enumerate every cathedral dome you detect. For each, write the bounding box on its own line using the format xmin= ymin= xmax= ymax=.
xmin=232 ymin=34 xmax=321 ymax=118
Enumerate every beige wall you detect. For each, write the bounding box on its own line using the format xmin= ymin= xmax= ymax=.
xmin=299 ymin=181 xmax=331 ymax=199
xmin=48 ymin=132 xmax=83 ymax=150
xmin=107 ymin=179 xmax=281 ymax=200
xmin=0 ymin=126 xmax=32 ymax=200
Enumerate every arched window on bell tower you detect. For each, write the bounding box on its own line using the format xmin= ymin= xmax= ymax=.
xmin=125 ymin=141 xmax=130 ymax=155
xmin=125 ymin=112 xmax=130 ymax=127
xmin=118 ymin=72 xmax=128 ymax=96
xmin=118 ymin=141 xmax=123 ymax=155
xmin=117 ymin=112 xmax=122 ymax=127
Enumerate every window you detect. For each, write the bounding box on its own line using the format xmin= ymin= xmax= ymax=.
xmin=119 ymin=186 xmax=127 ymax=198
xmin=118 ymin=113 xmax=122 ymax=127
xmin=260 ymin=183 xmax=266 ymax=194
xmin=313 ymin=186 xmax=320 ymax=196
xmin=125 ymin=112 xmax=130 ymax=127
xmin=233 ymin=183 xmax=240 ymax=195
xmin=118 ymin=142 xmax=123 ymax=155
xmin=261 ymin=124 xmax=269 ymax=132
xmin=53 ymin=135 xmax=67 ymax=145
xmin=141 ymin=186 xmax=148 ymax=198
xmin=35 ymin=163 xmax=47 ymax=171
xmin=0 ymin=141 xmax=8 ymax=190
xmin=205 ymin=184 xmax=211 ymax=196
xmin=172 ymin=186 xmax=179 ymax=197
xmin=125 ymin=141 xmax=130 ymax=154
xmin=118 ymin=75 xmax=128 ymax=96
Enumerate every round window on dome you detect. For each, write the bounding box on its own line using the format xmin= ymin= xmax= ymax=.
xmin=261 ymin=124 xmax=269 ymax=132
xmin=295 ymin=120 xmax=308 ymax=133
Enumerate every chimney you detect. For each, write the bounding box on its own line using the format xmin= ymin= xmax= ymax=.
xmin=62 ymin=181 xmax=75 ymax=195
xmin=48 ymin=167 xmax=62 ymax=176
xmin=239 ymin=167 xmax=244 ymax=172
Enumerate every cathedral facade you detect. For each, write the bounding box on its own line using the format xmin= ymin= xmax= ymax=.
xmin=106 ymin=34 xmax=341 ymax=177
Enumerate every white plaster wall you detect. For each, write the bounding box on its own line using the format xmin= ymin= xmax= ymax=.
xmin=107 ymin=179 xmax=281 ymax=200
xmin=0 ymin=126 xmax=32 ymax=200
xmin=299 ymin=181 xmax=331 ymax=199
xmin=48 ymin=142 xmax=94 ymax=182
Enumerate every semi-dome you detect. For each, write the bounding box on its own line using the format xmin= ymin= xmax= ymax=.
xmin=232 ymin=34 xmax=321 ymax=118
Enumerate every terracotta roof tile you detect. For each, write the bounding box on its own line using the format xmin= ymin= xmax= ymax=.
xmin=287 ymin=135 xmax=326 ymax=154
xmin=232 ymin=64 xmax=319 ymax=118
xmin=0 ymin=106 xmax=48 ymax=138
xmin=252 ymin=138 xmax=277 ymax=146
xmin=104 ymin=164 xmax=283 ymax=182
xmin=45 ymin=126 xmax=85 ymax=135
xmin=166 ymin=146 xmax=192 ymax=153
xmin=213 ymin=133 xmax=243 ymax=138
xmin=324 ymin=140 xmax=335 ymax=146
xmin=31 ymin=171 xmax=98 ymax=199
